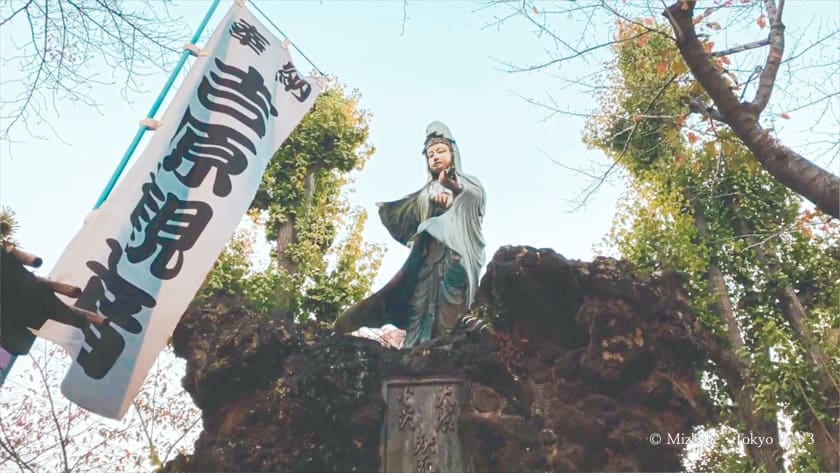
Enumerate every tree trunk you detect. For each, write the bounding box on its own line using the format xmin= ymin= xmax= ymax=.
xmin=731 ymin=201 xmax=840 ymax=472
xmin=275 ymin=169 xmax=318 ymax=275
xmin=689 ymin=191 xmax=744 ymax=352
xmin=689 ymin=191 xmax=786 ymax=472
xmin=275 ymin=219 xmax=297 ymax=274
xmin=682 ymin=288 xmax=787 ymax=473
xmin=663 ymin=1 xmax=840 ymax=218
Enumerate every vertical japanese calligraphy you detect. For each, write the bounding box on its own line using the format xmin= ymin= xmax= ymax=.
xmin=385 ymin=380 xmax=464 ymax=473
xmin=398 ymin=387 xmax=419 ymax=431
xmin=78 ymin=55 xmax=280 ymax=374
xmin=36 ymin=2 xmax=321 ymax=420
xmin=433 ymin=385 xmax=456 ymax=433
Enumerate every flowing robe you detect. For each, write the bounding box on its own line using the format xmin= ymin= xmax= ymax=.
xmin=334 ymin=172 xmax=485 ymax=348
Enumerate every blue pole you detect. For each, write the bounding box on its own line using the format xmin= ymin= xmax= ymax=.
xmin=0 ymin=0 xmax=223 ymax=389
xmin=93 ymin=0 xmax=222 ymax=209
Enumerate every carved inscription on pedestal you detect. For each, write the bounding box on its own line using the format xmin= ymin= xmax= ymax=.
xmin=383 ymin=378 xmax=465 ymax=473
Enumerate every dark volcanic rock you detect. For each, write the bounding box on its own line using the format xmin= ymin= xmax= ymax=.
xmin=163 ymin=246 xmax=711 ymax=473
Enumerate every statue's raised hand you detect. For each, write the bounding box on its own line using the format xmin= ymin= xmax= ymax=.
xmin=439 ymin=166 xmax=461 ymax=194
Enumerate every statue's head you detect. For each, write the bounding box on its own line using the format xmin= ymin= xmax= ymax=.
xmin=422 ymin=121 xmax=459 ymax=178
xmin=424 ymin=136 xmax=453 ymax=176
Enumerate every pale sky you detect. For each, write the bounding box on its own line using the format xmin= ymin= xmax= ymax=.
xmin=1 ymin=0 xmax=836 ymax=316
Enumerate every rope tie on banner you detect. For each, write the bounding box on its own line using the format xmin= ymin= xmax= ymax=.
xmin=183 ymin=43 xmax=207 ymax=57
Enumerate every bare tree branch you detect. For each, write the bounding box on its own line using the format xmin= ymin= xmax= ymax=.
xmin=32 ymin=353 xmax=70 ymax=473
xmin=0 ymin=0 xmax=35 ymax=27
xmin=751 ymin=0 xmax=785 ymax=115
xmin=0 ymin=0 xmax=185 ymax=141
xmin=663 ymin=0 xmax=840 ymax=218
xmin=400 ymin=0 xmax=408 ymax=36
xmin=712 ymin=38 xmax=769 ymax=57
xmin=504 ymin=29 xmax=652 ymax=73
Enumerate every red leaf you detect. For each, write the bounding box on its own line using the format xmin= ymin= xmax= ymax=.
xmin=687 ymin=132 xmax=699 ymax=144
xmin=781 ymin=113 xmax=790 ymax=119
xmin=656 ymin=61 xmax=668 ymax=77
xmin=532 ymin=6 xmax=539 ymax=14
xmin=757 ymin=16 xmax=766 ymax=28
xmin=644 ymin=18 xmax=654 ymax=26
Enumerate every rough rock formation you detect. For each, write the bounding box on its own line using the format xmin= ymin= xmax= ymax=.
xmin=163 ymin=246 xmax=712 ymax=472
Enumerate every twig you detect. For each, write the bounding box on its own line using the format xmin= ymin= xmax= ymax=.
xmin=505 ymin=30 xmax=652 ymax=73
xmin=712 ymin=38 xmax=769 ymax=57
xmin=599 ymin=0 xmax=675 ymax=42
xmin=0 ymin=0 xmax=34 ymax=27
xmin=32 ymin=352 xmax=70 ymax=473
xmin=400 ymin=0 xmax=408 ymax=36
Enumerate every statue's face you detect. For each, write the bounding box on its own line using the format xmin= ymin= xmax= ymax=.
xmin=426 ymin=142 xmax=452 ymax=174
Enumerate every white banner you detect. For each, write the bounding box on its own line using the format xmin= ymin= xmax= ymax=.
xmin=36 ymin=3 xmax=321 ymax=419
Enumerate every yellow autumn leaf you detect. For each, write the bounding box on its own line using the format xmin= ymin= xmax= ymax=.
xmin=672 ymin=60 xmax=688 ymax=75
xmin=722 ymin=141 xmax=736 ymax=156
xmin=689 ymin=82 xmax=706 ymax=96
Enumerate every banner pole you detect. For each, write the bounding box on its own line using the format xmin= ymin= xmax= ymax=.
xmin=92 ymin=0 xmax=222 ymax=210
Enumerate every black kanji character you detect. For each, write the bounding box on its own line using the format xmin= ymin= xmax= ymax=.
xmin=198 ymin=58 xmax=278 ymax=138
xmin=75 ymin=238 xmax=157 ymax=379
xmin=275 ymin=62 xmax=312 ymax=103
xmin=163 ymin=107 xmax=255 ymax=197
xmin=76 ymin=322 xmax=125 ymax=380
xmin=126 ymin=174 xmax=213 ymax=279
xmin=229 ymin=19 xmax=269 ymax=55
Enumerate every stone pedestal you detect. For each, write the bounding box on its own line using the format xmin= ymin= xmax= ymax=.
xmin=382 ymin=378 xmax=468 ymax=473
